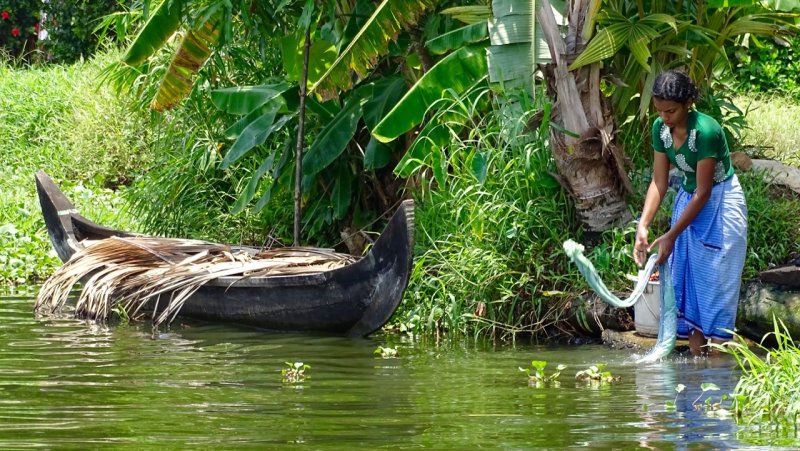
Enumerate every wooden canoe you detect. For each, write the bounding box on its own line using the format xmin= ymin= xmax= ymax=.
xmin=35 ymin=171 xmax=414 ymax=337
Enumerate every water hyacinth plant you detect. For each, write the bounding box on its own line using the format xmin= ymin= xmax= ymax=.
xmin=374 ymin=346 xmax=398 ymax=358
xmin=281 ymin=362 xmax=310 ymax=384
xmin=574 ymin=364 xmax=620 ymax=385
xmin=520 ymin=360 xmax=566 ymax=387
xmin=665 ymin=383 xmax=686 ymax=412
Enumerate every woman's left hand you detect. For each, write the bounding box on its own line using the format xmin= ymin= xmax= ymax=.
xmin=649 ymin=233 xmax=676 ymax=264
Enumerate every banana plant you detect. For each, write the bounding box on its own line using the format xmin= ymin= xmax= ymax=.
xmin=119 ymin=1 xmax=229 ymax=111
xmin=307 ymin=0 xmax=438 ymax=99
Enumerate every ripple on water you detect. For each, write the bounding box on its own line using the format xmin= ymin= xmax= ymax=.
xmin=0 ymin=289 xmax=796 ymax=449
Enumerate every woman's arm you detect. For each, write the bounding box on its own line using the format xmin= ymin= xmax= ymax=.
xmin=634 ymin=152 xmax=670 ymax=267
xmin=649 ymin=157 xmax=716 ymax=263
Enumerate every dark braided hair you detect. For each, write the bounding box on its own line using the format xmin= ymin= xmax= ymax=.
xmin=652 ymin=70 xmax=698 ymax=103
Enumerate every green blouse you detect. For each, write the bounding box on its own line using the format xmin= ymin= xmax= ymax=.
xmin=651 ymin=111 xmax=734 ymax=193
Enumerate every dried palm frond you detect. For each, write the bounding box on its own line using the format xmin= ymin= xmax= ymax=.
xmin=35 ymin=236 xmax=356 ymax=327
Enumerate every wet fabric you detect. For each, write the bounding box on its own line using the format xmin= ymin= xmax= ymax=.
xmin=563 ymin=240 xmax=677 ymax=363
xmin=670 ymin=175 xmax=748 ymax=340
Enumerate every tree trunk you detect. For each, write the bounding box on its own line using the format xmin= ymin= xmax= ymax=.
xmin=536 ymin=0 xmax=632 ymax=232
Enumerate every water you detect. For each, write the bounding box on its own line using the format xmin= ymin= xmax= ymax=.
xmin=0 ymin=288 xmax=795 ymax=449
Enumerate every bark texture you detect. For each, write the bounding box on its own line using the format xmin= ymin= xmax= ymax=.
xmin=536 ymin=0 xmax=632 ymax=231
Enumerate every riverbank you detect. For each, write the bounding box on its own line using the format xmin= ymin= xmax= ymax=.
xmin=2 ymin=55 xmax=800 ymax=342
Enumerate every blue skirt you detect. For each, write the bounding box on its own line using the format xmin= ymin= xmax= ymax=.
xmin=669 ymin=175 xmax=748 ymax=340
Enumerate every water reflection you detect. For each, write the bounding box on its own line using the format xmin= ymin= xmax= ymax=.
xmin=0 ymin=288 xmax=796 ymax=448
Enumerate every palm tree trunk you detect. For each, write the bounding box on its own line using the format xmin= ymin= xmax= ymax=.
xmin=537 ymin=0 xmax=632 ymax=232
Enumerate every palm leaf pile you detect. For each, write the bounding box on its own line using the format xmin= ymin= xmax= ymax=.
xmin=34 ymin=236 xmax=355 ymax=326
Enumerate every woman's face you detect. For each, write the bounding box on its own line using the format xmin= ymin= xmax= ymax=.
xmin=653 ymin=97 xmax=692 ymax=129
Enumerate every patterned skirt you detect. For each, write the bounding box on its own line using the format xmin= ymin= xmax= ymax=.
xmin=669 ymin=175 xmax=748 ymax=340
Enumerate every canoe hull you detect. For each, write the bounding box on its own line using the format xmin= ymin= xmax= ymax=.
xmin=35 ymin=171 xmax=413 ymax=336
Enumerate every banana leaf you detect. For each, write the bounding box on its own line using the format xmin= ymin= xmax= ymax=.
xmin=123 ymin=0 xmax=183 ymax=66
xmin=302 ymin=96 xmax=364 ymax=176
xmin=211 ymin=82 xmax=291 ymax=115
xmin=372 ymin=46 xmax=487 ymax=143
xmin=426 ymin=22 xmax=488 ymax=55
xmin=309 ymin=0 xmax=436 ymax=99
xmin=151 ymin=14 xmax=223 ymax=111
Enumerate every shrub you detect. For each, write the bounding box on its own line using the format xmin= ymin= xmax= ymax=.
xmin=732 ymin=34 xmax=800 ymax=99
xmin=42 ymin=0 xmax=126 ymax=63
xmin=0 ymin=0 xmax=40 ymax=59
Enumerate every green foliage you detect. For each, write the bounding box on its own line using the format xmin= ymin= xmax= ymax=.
xmin=520 ymin=360 xmax=566 ymax=387
xmin=374 ymin=346 xmax=399 ymax=358
xmin=0 ymin=53 xmax=150 ymax=284
xmin=574 ymin=363 xmax=621 ymax=385
xmin=738 ymin=170 xmax=800 ymax=280
xmin=393 ymin=86 xmax=586 ymax=339
xmin=732 ymin=33 xmax=800 ymax=99
xmin=281 ymin=361 xmax=310 ymax=384
xmin=581 ymin=0 xmax=800 ymax=140
xmin=664 ymin=383 xmax=686 ymax=411
xmin=710 ymin=318 xmax=800 ymax=433
xmin=665 ymin=382 xmax=734 ymax=417
xmin=0 ymin=0 xmax=40 ymax=59
xmin=43 ymin=0 xmax=127 ymax=64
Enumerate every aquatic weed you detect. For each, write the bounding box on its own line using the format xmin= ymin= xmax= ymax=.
xmin=281 ymin=362 xmax=310 ymax=384
xmin=374 ymin=346 xmax=398 ymax=358
xmin=520 ymin=360 xmax=566 ymax=387
xmin=575 ymin=364 xmax=621 ymax=385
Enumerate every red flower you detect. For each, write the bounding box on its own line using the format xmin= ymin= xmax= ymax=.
xmin=11 ymin=27 xmax=20 ymax=37
xmin=34 ymin=23 xmax=39 ymax=33
xmin=1 ymin=11 xmax=9 ymax=20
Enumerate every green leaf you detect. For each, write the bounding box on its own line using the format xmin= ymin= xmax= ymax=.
xmin=440 ymin=5 xmax=492 ymax=24
xmin=393 ymin=122 xmax=451 ymax=177
xmin=302 ymin=97 xmax=363 ymax=176
xmin=362 ymin=77 xmax=407 ymax=130
xmin=470 ymin=151 xmax=488 ymax=183
xmin=627 ymin=37 xmax=651 ymax=71
xmin=372 ymin=46 xmax=487 ymax=143
xmin=431 ymin=145 xmax=446 ymax=188
xmin=231 ymin=152 xmax=277 ymax=214
xmin=280 ymin=32 xmax=337 ymax=87
xmin=765 ymin=0 xmax=800 ymax=11
xmin=306 ymin=97 xmax=340 ymax=123
xmin=223 ymin=98 xmax=284 ymax=141
xmin=707 ymin=0 xmax=757 ymax=6
xmin=211 ymin=83 xmax=291 ymax=115
xmin=309 ymin=0 xmax=437 ymax=99
xmin=331 ymin=163 xmax=353 ymax=219
xmin=569 ymin=22 xmax=630 ymax=70
xmin=221 ymin=108 xmax=292 ymax=169
xmin=364 ymin=137 xmax=394 ymax=169
xmin=426 ymin=22 xmax=488 ymax=55
xmin=701 ymin=383 xmax=720 ymax=392
xmin=122 ymin=0 xmax=183 ymax=66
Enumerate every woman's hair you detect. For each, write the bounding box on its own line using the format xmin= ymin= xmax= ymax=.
xmin=652 ymin=70 xmax=698 ymax=103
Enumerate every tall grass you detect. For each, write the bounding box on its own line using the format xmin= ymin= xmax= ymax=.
xmin=735 ymin=94 xmax=800 ymax=166
xmin=710 ymin=318 xmax=800 ymax=437
xmin=0 ymin=53 xmax=151 ymax=284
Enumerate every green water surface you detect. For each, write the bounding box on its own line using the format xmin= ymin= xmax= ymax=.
xmin=0 ymin=288 xmax=795 ymax=449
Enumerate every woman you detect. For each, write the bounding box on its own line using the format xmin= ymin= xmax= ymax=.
xmin=633 ymin=70 xmax=748 ymax=357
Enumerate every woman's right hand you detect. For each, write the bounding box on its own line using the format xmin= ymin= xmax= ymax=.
xmin=633 ymin=226 xmax=649 ymax=268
